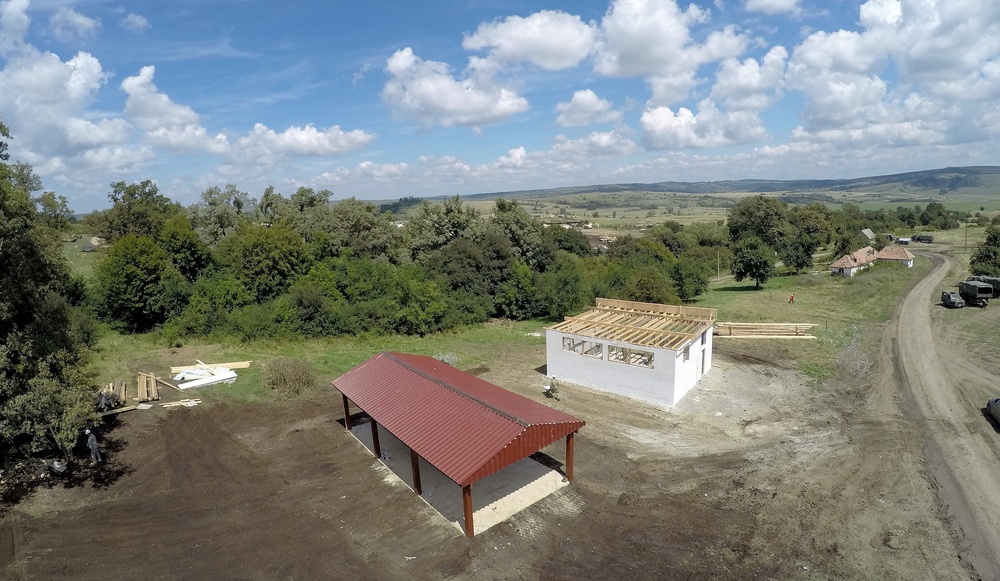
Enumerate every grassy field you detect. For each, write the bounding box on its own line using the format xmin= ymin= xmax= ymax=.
xmin=62 ymin=237 xmax=103 ymax=278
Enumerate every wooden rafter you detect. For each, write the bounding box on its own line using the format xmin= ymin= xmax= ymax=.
xmin=551 ymin=299 xmax=718 ymax=351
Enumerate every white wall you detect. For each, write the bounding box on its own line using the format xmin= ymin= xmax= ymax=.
xmin=546 ymin=328 xmax=713 ymax=407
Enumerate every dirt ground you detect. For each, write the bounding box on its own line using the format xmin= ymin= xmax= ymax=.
xmin=2 ymin=251 xmax=998 ymax=580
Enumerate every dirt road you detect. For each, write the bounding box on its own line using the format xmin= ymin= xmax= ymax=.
xmin=895 ymin=251 xmax=1000 ymax=576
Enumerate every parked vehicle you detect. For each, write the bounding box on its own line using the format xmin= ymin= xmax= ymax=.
xmin=914 ymin=234 xmax=935 ymax=243
xmin=967 ymin=275 xmax=1000 ymax=298
xmin=897 ymin=237 xmax=911 ymax=245
xmin=941 ymin=291 xmax=965 ymax=308
xmin=959 ymin=280 xmax=993 ymax=307
xmin=987 ymin=398 xmax=1000 ymax=424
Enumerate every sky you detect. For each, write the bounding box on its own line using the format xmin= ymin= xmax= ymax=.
xmin=1 ymin=0 xmax=999 ymax=212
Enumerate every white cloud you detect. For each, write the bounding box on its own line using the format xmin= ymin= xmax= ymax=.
xmin=551 ymin=130 xmax=639 ymax=157
xmin=382 ymin=47 xmax=529 ymax=127
xmin=640 ymin=99 xmax=767 ymax=148
xmin=463 ymin=10 xmax=597 ymax=70
xmin=711 ymin=46 xmax=788 ymax=110
xmin=235 ymin=123 xmax=376 ymax=159
xmin=119 ymin=13 xmax=150 ymax=34
xmin=356 ymin=160 xmax=410 ymax=180
xmin=593 ymin=0 xmax=749 ymax=104
xmin=744 ymin=0 xmax=799 ymax=15
xmin=555 ymin=90 xmax=623 ymax=126
xmin=121 ymin=66 xmax=200 ymax=130
xmin=50 ymin=6 xmax=100 ymax=43
xmin=0 ymin=0 xmax=30 ymax=54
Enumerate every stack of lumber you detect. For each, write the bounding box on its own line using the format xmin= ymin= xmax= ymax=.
xmin=102 ymin=380 xmax=128 ymax=403
xmin=714 ymin=322 xmax=817 ymax=338
xmin=136 ymin=373 xmax=161 ymax=402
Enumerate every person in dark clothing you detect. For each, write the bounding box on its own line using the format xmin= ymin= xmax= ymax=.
xmin=86 ymin=429 xmax=101 ymax=464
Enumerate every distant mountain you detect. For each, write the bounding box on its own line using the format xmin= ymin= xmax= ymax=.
xmin=457 ymin=166 xmax=1000 ymax=200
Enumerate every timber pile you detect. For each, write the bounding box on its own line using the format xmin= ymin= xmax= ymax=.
xmin=136 ymin=373 xmax=161 ymax=402
xmin=102 ymin=380 xmax=128 ymax=403
xmin=714 ymin=322 xmax=817 ymax=339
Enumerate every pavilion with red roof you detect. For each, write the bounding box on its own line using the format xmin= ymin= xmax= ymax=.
xmin=332 ymin=351 xmax=585 ymax=536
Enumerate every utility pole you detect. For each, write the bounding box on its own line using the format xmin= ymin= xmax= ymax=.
xmin=717 ymin=249 xmax=720 ymax=282
xmin=965 ymin=222 xmax=969 ymax=250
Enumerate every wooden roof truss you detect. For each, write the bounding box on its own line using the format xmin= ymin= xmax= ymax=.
xmin=549 ymin=298 xmax=718 ymax=351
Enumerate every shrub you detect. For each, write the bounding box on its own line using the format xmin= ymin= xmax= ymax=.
xmin=261 ymin=357 xmax=316 ymax=397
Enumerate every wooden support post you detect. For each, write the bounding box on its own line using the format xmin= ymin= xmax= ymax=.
xmin=410 ymin=448 xmax=422 ymax=495
xmin=342 ymin=394 xmax=352 ymax=430
xmin=462 ymin=485 xmax=474 ymax=537
xmin=566 ymin=432 xmax=576 ymax=482
xmin=370 ymin=419 xmax=381 ymax=459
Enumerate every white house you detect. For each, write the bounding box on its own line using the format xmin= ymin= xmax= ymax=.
xmin=546 ymin=298 xmax=717 ymax=407
xmin=829 ymin=246 xmax=877 ymax=277
xmin=875 ymin=245 xmax=915 ymax=267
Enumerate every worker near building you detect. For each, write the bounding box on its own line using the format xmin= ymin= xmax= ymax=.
xmin=85 ymin=429 xmax=101 ymax=464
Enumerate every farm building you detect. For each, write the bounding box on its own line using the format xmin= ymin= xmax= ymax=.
xmin=332 ymin=351 xmax=585 ymax=536
xmin=830 ymin=246 xmax=877 ymax=277
xmin=546 ymin=298 xmax=718 ymax=407
xmin=875 ymin=245 xmax=915 ymax=267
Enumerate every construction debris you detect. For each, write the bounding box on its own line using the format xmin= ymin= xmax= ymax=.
xmin=177 ymin=369 xmax=238 ymax=389
xmin=169 ymin=360 xmax=252 ymax=374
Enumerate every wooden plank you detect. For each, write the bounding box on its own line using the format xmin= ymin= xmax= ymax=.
xmin=170 ymin=361 xmax=253 ymax=374
xmin=154 ymin=376 xmax=182 ymax=391
xmin=137 ymin=374 xmax=147 ymax=402
xmin=99 ymin=405 xmax=138 ymax=416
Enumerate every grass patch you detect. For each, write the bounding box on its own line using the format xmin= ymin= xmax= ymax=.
xmin=86 ymin=319 xmax=550 ymax=404
xmin=694 ymin=257 xmax=932 ymax=379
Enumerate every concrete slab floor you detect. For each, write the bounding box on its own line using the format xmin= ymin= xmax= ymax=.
xmin=349 ymin=419 xmax=569 ymax=535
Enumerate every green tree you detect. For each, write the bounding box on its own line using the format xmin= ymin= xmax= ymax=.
xmin=95 ymin=235 xmax=189 ymax=332
xmin=159 ymin=214 xmax=212 ymax=282
xmin=622 ymin=266 xmax=681 ymax=304
xmin=727 ymin=195 xmax=789 ymax=249
xmin=217 ymin=223 xmax=311 ymax=302
xmin=33 ymin=191 xmax=73 ymax=231
xmin=731 ymin=236 xmax=775 ymax=288
xmin=777 ymin=233 xmax=817 ymax=274
xmin=537 ymin=251 xmax=586 ymax=318
xmin=543 ymin=225 xmax=592 ymax=257
xmin=191 ymin=184 xmax=245 ymax=246
xmin=495 ymin=261 xmax=540 ymax=320
xmin=97 ymin=180 xmax=182 ymax=244
xmin=405 ymin=196 xmax=480 ymax=260
xmin=491 ymin=198 xmax=548 ymax=269
xmin=0 ymin=121 xmax=94 ymax=456
xmin=970 ymin=226 xmax=1000 ymax=276
xmin=670 ymin=259 xmax=709 ymax=302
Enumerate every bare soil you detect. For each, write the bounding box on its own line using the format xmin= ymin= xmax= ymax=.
xmin=1 ymin=251 xmax=996 ymax=579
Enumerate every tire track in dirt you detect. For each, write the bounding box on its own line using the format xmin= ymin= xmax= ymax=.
xmin=894 ymin=251 xmax=1000 ymax=578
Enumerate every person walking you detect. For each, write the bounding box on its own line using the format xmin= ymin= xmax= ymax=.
xmin=788 ymin=293 xmax=795 ymax=304
xmin=85 ymin=429 xmax=101 ymax=464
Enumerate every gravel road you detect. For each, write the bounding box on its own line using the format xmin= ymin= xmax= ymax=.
xmin=895 ymin=251 xmax=1000 ymax=577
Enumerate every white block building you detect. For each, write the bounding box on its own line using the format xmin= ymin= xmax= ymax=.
xmin=546 ymin=298 xmax=718 ymax=407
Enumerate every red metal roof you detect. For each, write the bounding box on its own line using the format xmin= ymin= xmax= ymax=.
xmin=332 ymin=352 xmax=585 ymax=487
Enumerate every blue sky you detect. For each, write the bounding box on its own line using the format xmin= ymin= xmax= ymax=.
xmin=2 ymin=0 xmax=999 ymax=212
